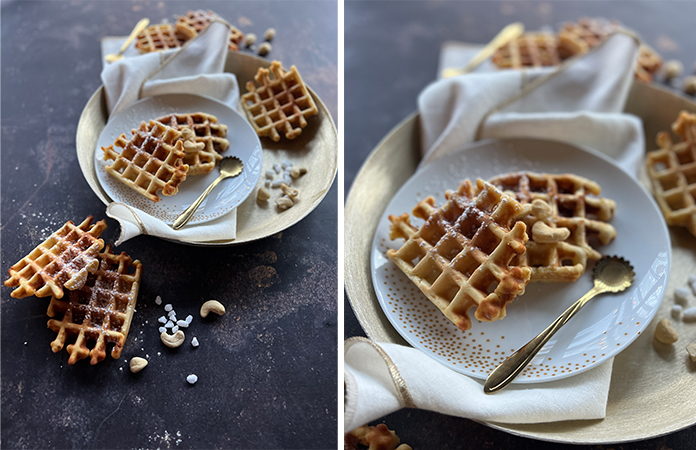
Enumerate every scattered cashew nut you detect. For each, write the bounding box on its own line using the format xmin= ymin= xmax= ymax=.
xmin=687 ymin=343 xmax=696 ymax=362
xmin=280 ymin=183 xmax=299 ymax=199
xmin=258 ymin=42 xmax=272 ymax=56
xmin=129 ymin=357 xmax=148 ymax=373
xmin=200 ymin=300 xmax=225 ymax=318
xmin=257 ymin=187 xmax=271 ymax=201
xmin=530 ymin=199 xmax=553 ymax=220
xmin=264 ymin=28 xmax=276 ymax=41
xmin=532 ymin=221 xmax=570 ymax=244
xmin=161 ymin=330 xmax=186 ymax=348
xmin=276 ymin=196 xmax=294 ymax=210
xmin=245 ymin=33 xmax=257 ymax=46
xmin=290 ymin=167 xmax=307 ymax=179
xmin=654 ymin=318 xmax=679 ymax=344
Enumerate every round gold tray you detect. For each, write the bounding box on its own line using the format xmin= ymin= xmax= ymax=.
xmin=345 ymin=81 xmax=696 ymax=444
xmin=76 ymin=52 xmax=337 ymax=246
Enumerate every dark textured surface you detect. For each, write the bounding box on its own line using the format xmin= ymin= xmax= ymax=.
xmin=1 ymin=1 xmax=337 ymax=449
xmin=345 ymin=1 xmax=695 ymax=449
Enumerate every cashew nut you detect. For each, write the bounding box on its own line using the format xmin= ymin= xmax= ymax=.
xmin=687 ymin=343 xmax=696 ymax=362
xmin=129 ymin=357 xmax=148 ymax=373
xmin=290 ymin=167 xmax=307 ymax=178
xmin=280 ymin=183 xmax=299 ymax=199
xmin=264 ymin=28 xmax=276 ymax=41
xmin=258 ymin=42 xmax=272 ymax=56
xmin=532 ymin=221 xmax=570 ymax=244
xmin=200 ymin=300 xmax=225 ymax=318
xmin=245 ymin=33 xmax=257 ymax=46
xmin=257 ymin=187 xmax=271 ymax=201
xmin=654 ymin=318 xmax=679 ymax=344
xmin=276 ymin=196 xmax=294 ymax=210
xmin=161 ymin=330 xmax=186 ymax=348
xmin=530 ymin=199 xmax=553 ymax=220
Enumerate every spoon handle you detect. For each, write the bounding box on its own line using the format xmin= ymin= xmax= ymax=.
xmin=119 ymin=18 xmax=150 ymax=55
xmin=173 ymin=174 xmax=225 ymax=230
xmin=483 ymin=286 xmax=603 ymax=393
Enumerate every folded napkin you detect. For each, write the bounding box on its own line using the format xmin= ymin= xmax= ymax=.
xmin=100 ymin=21 xmax=242 ymax=244
xmin=345 ymin=31 xmax=644 ymax=432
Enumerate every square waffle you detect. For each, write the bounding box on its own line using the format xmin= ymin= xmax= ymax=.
xmin=241 ymin=61 xmax=319 ymax=142
xmin=558 ymin=17 xmax=618 ymax=58
xmin=102 ymin=120 xmax=189 ymax=202
xmin=646 ymin=111 xmax=696 ymax=236
xmin=489 ymin=172 xmax=617 ymax=282
xmin=491 ymin=33 xmax=562 ymax=69
xmin=155 ymin=112 xmax=230 ymax=176
xmin=387 ymin=179 xmax=532 ymax=331
xmin=134 ymin=22 xmax=197 ymax=53
xmin=4 ymin=217 xmax=107 ymax=299
xmin=177 ymin=10 xmax=244 ymax=51
xmin=47 ymin=245 xmax=143 ymax=365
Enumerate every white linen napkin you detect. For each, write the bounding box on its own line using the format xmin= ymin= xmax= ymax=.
xmin=100 ymin=21 xmax=242 ymax=244
xmin=345 ymin=31 xmax=644 ymax=432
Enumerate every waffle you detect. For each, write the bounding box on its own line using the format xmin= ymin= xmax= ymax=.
xmin=134 ymin=22 xmax=197 ymax=53
xmin=634 ymin=45 xmax=662 ymax=83
xmin=46 ymin=245 xmax=143 ymax=365
xmin=241 ymin=61 xmax=319 ymax=142
xmin=155 ymin=112 xmax=230 ymax=176
xmin=4 ymin=217 xmax=107 ymax=299
xmin=491 ymin=33 xmax=562 ymax=69
xmin=646 ymin=111 xmax=696 ymax=236
xmin=387 ymin=179 xmax=532 ymax=331
xmin=177 ymin=10 xmax=244 ymax=51
xmin=489 ymin=172 xmax=617 ymax=282
xmin=558 ymin=17 xmax=618 ymax=58
xmin=102 ymin=120 xmax=189 ymax=202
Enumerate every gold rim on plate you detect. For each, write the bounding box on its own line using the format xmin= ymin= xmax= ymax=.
xmin=344 ymin=81 xmax=696 ymax=444
xmin=76 ymin=52 xmax=337 ymax=246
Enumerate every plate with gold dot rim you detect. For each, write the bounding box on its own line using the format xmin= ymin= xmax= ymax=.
xmin=370 ymin=137 xmax=670 ymax=383
xmin=94 ymin=93 xmax=263 ymax=226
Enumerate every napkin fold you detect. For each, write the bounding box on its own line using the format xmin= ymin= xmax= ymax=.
xmin=100 ymin=21 xmax=242 ymax=244
xmin=346 ymin=31 xmax=644 ymax=431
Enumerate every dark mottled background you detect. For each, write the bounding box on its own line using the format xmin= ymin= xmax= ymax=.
xmin=345 ymin=1 xmax=695 ymax=449
xmin=1 ymin=1 xmax=337 ymax=449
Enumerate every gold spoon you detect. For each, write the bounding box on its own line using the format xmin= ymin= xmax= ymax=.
xmin=483 ymin=256 xmax=635 ymax=394
xmin=172 ymin=156 xmax=244 ymax=230
xmin=105 ymin=18 xmax=150 ymax=63
xmin=441 ymin=22 xmax=524 ymax=78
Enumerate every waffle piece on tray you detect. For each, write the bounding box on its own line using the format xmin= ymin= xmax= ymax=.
xmin=4 ymin=217 xmax=107 ymax=299
xmin=155 ymin=112 xmax=230 ymax=176
xmin=102 ymin=120 xmax=189 ymax=202
xmin=558 ymin=17 xmax=618 ymax=58
xmin=491 ymin=33 xmax=562 ymax=69
xmin=241 ymin=61 xmax=319 ymax=142
xmin=646 ymin=111 xmax=696 ymax=236
xmin=135 ymin=22 xmax=197 ymax=53
xmin=387 ymin=179 xmax=532 ymax=331
xmin=489 ymin=172 xmax=617 ymax=282
xmin=177 ymin=10 xmax=244 ymax=51
xmin=46 ymin=245 xmax=143 ymax=365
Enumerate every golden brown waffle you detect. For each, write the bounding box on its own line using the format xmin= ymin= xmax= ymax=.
xmin=387 ymin=179 xmax=532 ymax=331
xmin=155 ymin=112 xmax=230 ymax=176
xmin=134 ymin=22 xmax=197 ymax=53
xmin=46 ymin=245 xmax=143 ymax=365
xmin=646 ymin=111 xmax=696 ymax=236
xmin=489 ymin=172 xmax=617 ymax=282
xmin=102 ymin=120 xmax=189 ymax=202
xmin=177 ymin=10 xmax=244 ymax=51
xmin=491 ymin=33 xmax=562 ymax=69
xmin=634 ymin=45 xmax=662 ymax=83
xmin=241 ymin=61 xmax=319 ymax=142
xmin=4 ymin=217 xmax=107 ymax=299
xmin=558 ymin=17 xmax=618 ymax=58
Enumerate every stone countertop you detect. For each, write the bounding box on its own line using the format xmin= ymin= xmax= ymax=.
xmin=1 ymin=1 xmax=337 ymax=448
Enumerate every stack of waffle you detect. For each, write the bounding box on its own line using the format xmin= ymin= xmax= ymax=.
xmin=387 ymin=175 xmax=617 ymax=331
xmin=4 ymin=218 xmax=144 ymax=365
xmin=491 ymin=17 xmax=662 ymax=82
xmin=135 ymin=9 xmax=244 ymax=54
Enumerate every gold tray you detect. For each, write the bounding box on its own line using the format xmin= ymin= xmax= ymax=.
xmin=345 ymin=81 xmax=696 ymax=444
xmin=76 ymin=52 xmax=337 ymax=246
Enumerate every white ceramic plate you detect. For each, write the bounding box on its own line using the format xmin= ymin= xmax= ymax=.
xmin=95 ymin=94 xmax=263 ymax=225
xmin=371 ymin=138 xmax=670 ymax=384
